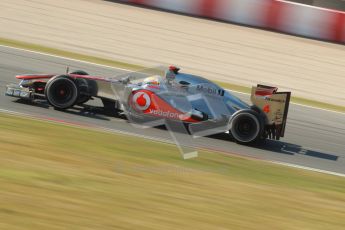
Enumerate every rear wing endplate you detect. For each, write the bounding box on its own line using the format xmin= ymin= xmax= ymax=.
xmin=250 ymin=84 xmax=291 ymax=139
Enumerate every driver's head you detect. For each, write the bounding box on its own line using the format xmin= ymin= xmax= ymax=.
xmin=143 ymin=76 xmax=160 ymax=85
xmin=166 ymin=66 xmax=180 ymax=83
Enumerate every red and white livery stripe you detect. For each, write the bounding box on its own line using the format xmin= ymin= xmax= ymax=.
xmin=119 ymin=0 xmax=345 ymax=43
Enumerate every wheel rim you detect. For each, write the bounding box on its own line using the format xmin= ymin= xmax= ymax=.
xmin=231 ymin=113 xmax=260 ymax=143
xmin=47 ymin=77 xmax=78 ymax=108
xmin=51 ymin=81 xmax=74 ymax=104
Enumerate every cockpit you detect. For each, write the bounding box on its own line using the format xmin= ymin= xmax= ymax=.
xmin=142 ymin=75 xmax=162 ymax=86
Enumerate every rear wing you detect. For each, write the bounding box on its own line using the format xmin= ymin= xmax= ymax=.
xmin=250 ymin=84 xmax=291 ymax=139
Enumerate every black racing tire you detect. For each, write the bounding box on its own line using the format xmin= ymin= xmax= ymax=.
xmin=45 ymin=75 xmax=79 ymax=109
xmin=70 ymin=70 xmax=91 ymax=105
xmin=70 ymin=70 xmax=89 ymax=75
xmin=76 ymin=94 xmax=91 ymax=105
xmin=229 ymin=110 xmax=264 ymax=144
xmin=76 ymin=79 xmax=91 ymax=105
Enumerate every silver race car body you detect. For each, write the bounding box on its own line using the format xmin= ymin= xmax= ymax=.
xmin=5 ymin=66 xmax=291 ymax=144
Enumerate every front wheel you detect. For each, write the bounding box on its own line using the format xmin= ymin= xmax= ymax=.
xmin=229 ymin=110 xmax=264 ymax=144
xmin=45 ymin=75 xmax=79 ymax=109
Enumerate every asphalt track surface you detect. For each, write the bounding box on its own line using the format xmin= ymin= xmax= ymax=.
xmin=1 ymin=46 xmax=345 ymax=175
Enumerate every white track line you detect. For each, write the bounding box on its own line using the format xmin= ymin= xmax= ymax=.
xmin=0 ymin=108 xmax=344 ymax=178
xmin=270 ymin=161 xmax=345 ymax=178
xmin=0 ymin=44 xmax=130 ymax=72
xmin=1 ymin=44 xmax=344 ymax=115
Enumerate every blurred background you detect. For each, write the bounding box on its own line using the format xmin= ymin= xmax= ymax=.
xmin=289 ymin=0 xmax=345 ymax=11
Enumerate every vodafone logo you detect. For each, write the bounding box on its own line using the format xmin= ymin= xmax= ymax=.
xmin=132 ymin=91 xmax=151 ymax=111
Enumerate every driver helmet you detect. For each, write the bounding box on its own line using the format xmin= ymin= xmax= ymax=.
xmin=165 ymin=65 xmax=180 ymax=84
xmin=142 ymin=76 xmax=160 ymax=85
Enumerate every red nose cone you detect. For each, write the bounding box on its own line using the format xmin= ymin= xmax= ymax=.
xmin=136 ymin=94 xmax=147 ymax=107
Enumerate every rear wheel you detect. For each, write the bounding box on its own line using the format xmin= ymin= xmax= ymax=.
xmin=45 ymin=75 xmax=79 ymax=109
xmin=229 ymin=110 xmax=264 ymax=144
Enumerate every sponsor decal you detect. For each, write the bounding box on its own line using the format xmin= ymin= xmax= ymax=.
xmin=263 ymin=104 xmax=270 ymax=113
xmin=148 ymin=109 xmax=187 ymax=120
xmin=264 ymin=97 xmax=286 ymax=103
xmin=132 ymin=91 xmax=151 ymax=111
xmin=196 ymin=85 xmax=224 ymax=96
xmin=131 ymin=90 xmax=197 ymax=122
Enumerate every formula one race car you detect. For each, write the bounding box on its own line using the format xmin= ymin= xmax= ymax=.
xmin=5 ymin=66 xmax=291 ymax=144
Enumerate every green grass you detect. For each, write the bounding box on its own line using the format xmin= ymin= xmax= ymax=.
xmin=0 ymin=113 xmax=345 ymax=230
xmin=1 ymin=37 xmax=345 ymax=113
